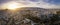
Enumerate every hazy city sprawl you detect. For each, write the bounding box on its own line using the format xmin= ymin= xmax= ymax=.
xmin=0 ymin=7 xmax=60 ymax=25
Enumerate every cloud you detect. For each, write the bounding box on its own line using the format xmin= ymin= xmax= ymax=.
xmin=0 ymin=0 xmax=60 ymax=9
xmin=15 ymin=0 xmax=60 ymax=8
xmin=29 ymin=0 xmax=40 ymax=2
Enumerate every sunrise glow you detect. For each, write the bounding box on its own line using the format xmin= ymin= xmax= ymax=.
xmin=7 ymin=3 xmax=20 ymax=10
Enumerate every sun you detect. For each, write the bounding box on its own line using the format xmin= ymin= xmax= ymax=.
xmin=2 ymin=2 xmax=25 ymax=10
xmin=8 ymin=4 xmax=18 ymax=9
xmin=7 ymin=3 xmax=20 ymax=10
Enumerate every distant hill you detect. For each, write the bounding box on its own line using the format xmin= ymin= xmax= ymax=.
xmin=0 ymin=7 xmax=60 ymax=16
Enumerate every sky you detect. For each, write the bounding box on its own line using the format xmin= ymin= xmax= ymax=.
xmin=0 ymin=0 xmax=60 ymax=9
